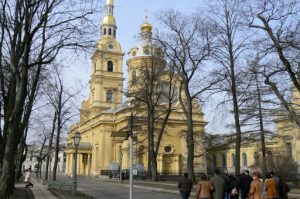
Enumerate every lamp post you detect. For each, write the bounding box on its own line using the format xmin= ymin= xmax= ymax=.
xmin=72 ymin=131 xmax=81 ymax=195
xmin=129 ymin=113 xmax=133 ymax=199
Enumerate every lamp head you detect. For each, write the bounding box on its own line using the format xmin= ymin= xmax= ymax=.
xmin=73 ymin=131 xmax=81 ymax=146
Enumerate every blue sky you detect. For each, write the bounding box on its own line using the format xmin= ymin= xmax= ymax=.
xmin=64 ymin=0 xmax=232 ymax=134
xmin=114 ymin=0 xmax=206 ymax=53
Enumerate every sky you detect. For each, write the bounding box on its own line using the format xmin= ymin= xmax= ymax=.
xmin=64 ymin=0 xmax=233 ymax=134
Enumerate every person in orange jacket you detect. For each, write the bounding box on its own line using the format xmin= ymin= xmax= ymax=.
xmin=265 ymin=172 xmax=277 ymax=199
xmin=248 ymin=171 xmax=263 ymax=199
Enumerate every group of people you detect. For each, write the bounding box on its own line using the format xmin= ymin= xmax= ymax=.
xmin=178 ymin=169 xmax=290 ymax=199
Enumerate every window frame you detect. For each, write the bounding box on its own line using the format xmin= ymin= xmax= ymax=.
xmin=107 ymin=61 xmax=113 ymax=72
xmin=242 ymin=152 xmax=247 ymax=166
xmin=106 ymin=90 xmax=113 ymax=102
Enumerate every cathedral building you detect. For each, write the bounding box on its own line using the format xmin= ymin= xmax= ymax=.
xmin=65 ymin=0 xmax=206 ymax=177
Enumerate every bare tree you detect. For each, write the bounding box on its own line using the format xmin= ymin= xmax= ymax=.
xmin=0 ymin=0 xmax=97 ymax=197
xmin=125 ymin=50 xmax=178 ymax=180
xmin=157 ymin=9 xmax=216 ymax=180
xmin=206 ymin=0 xmax=249 ymax=175
xmin=45 ymin=66 xmax=80 ymax=181
xmin=239 ymin=55 xmax=280 ymax=176
xmin=247 ymin=0 xmax=300 ymax=93
xmin=243 ymin=0 xmax=300 ymax=128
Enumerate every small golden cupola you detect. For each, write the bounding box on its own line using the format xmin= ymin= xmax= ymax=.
xmin=140 ymin=16 xmax=153 ymax=45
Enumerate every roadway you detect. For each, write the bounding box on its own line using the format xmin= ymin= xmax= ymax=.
xmin=58 ymin=175 xmax=179 ymax=199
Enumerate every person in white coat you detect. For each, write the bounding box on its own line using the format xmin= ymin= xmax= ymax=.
xmin=24 ymin=168 xmax=33 ymax=188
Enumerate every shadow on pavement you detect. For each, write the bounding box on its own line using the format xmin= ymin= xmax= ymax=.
xmin=10 ymin=184 xmax=34 ymax=199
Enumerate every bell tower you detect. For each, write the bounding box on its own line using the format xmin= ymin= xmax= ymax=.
xmin=89 ymin=0 xmax=124 ymax=113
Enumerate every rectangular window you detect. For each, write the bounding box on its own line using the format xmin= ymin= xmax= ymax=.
xmin=222 ymin=154 xmax=227 ymax=167
xmin=106 ymin=90 xmax=113 ymax=102
xmin=286 ymin=143 xmax=292 ymax=158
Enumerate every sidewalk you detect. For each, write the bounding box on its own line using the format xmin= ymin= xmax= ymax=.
xmin=30 ymin=178 xmax=58 ymax=199
xmin=11 ymin=183 xmax=35 ymax=199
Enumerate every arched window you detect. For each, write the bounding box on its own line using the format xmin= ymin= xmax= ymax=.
xmin=106 ymin=90 xmax=113 ymax=102
xmin=113 ymin=29 xmax=116 ymax=37
xmin=107 ymin=61 xmax=113 ymax=72
xmin=103 ymin=28 xmax=107 ymax=35
xmin=231 ymin=154 xmax=236 ymax=167
xmin=222 ymin=154 xmax=227 ymax=167
xmin=109 ymin=28 xmax=112 ymax=35
xmin=242 ymin=153 xmax=247 ymax=166
xmin=132 ymin=70 xmax=136 ymax=83
xmin=254 ymin=152 xmax=260 ymax=163
xmin=213 ymin=155 xmax=217 ymax=167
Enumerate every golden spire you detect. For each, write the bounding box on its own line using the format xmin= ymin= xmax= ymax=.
xmin=102 ymin=0 xmax=116 ymax=26
xmin=106 ymin=0 xmax=113 ymax=6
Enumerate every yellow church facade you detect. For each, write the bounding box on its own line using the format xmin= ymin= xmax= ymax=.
xmin=65 ymin=0 xmax=206 ymax=177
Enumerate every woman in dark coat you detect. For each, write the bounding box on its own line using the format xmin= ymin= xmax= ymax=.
xmin=279 ymin=176 xmax=290 ymax=199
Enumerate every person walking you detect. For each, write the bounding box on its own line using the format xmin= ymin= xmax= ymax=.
xmin=178 ymin=172 xmax=193 ymax=199
xmin=270 ymin=171 xmax=280 ymax=199
xmin=278 ymin=176 xmax=290 ymax=199
xmin=265 ymin=172 xmax=277 ymax=199
xmin=196 ymin=174 xmax=214 ymax=199
xmin=221 ymin=173 xmax=230 ymax=199
xmin=229 ymin=175 xmax=239 ymax=199
xmin=210 ymin=169 xmax=224 ymax=199
xmin=239 ymin=169 xmax=253 ymax=199
xmin=24 ymin=168 xmax=33 ymax=188
xmin=248 ymin=171 xmax=263 ymax=199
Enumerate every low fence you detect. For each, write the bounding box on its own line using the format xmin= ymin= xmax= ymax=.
xmin=100 ymin=169 xmax=206 ymax=181
xmin=48 ymin=180 xmax=72 ymax=190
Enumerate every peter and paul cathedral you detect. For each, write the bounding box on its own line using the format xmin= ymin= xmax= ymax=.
xmin=65 ymin=0 xmax=206 ymax=177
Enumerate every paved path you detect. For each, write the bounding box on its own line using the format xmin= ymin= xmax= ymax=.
xmin=31 ymin=178 xmax=58 ymax=199
xmin=12 ymin=184 xmax=35 ymax=199
xmin=58 ymin=175 xmax=179 ymax=199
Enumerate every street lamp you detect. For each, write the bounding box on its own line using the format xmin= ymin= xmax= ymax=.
xmin=72 ymin=131 xmax=81 ymax=195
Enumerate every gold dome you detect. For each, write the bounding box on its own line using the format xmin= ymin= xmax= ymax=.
xmin=141 ymin=22 xmax=152 ymax=32
xmin=102 ymin=15 xmax=116 ymax=26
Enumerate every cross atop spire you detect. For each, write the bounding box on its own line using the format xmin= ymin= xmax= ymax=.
xmin=144 ymin=9 xmax=149 ymax=22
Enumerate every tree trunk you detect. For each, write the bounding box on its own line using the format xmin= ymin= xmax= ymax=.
xmin=254 ymin=71 xmax=267 ymax=177
xmin=52 ymin=117 xmax=61 ymax=181
xmin=15 ymin=124 xmax=29 ymax=182
xmin=149 ymin=110 xmax=158 ymax=181
xmin=52 ymin=85 xmax=63 ymax=181
xmin=151 ymin=153 xmax=158 ymax=181
xmin=45 ymin=111 xmax=57 ymax=180
xmin=186 ymin=99 xmax=195 ymax=181
xmin=0 ymin=122 xmax=23 ymax=199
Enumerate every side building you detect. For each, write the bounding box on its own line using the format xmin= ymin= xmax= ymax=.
xmin=22 ymin=145 xmax=66 ymax=175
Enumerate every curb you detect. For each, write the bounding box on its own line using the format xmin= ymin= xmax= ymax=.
xmin=49 ymin=187 xmax=67 ymax=199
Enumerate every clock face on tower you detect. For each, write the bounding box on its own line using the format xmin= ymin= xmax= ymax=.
xmin=107 ymin=43 xmax=115 ymax=51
